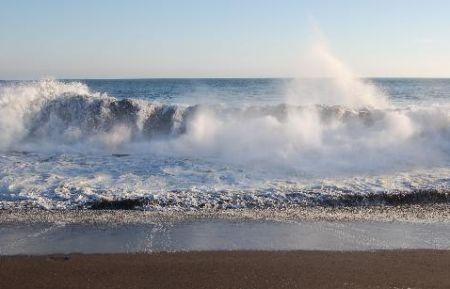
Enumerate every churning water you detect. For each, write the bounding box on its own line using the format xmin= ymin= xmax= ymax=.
xmin=0 ymin=75 xmax=448 ymax=210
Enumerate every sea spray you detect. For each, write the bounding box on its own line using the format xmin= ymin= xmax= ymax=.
xmin=286 ymin=37 xmax=389 ymax=108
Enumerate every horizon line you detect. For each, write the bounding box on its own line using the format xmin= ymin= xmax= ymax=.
xmin=3 ymin=76 xmax=450 ymax=81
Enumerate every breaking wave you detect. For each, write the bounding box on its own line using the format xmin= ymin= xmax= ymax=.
xmin=1 ymin=79 xmax=449 ymax=173
xmin=0 ymin=79 xmax=448 ymax=211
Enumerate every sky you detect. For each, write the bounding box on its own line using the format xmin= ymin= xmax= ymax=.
xmin=1 ymin=0 xmax=450 ymax=79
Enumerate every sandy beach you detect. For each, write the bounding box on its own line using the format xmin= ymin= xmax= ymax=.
xmin=1 ymin=207 xmax=448 ymax=289
xmin=1 ymin=250 xmax=449 ymax=289
xmin=2 ymin=2 xmax=450 ymax=289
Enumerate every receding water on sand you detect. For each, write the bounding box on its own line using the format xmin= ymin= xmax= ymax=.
xmin=1 ymin=217 xmax=449 ymax=255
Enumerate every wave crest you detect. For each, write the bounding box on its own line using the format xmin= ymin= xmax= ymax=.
xmin=0 ymin=80 xmax=449 ymax=173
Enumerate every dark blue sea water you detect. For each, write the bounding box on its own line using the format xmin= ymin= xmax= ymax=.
xmin=0 ymin=78 xmax=448 ymax=210
xmin=75 ymin=78 xmax=450 ymax=105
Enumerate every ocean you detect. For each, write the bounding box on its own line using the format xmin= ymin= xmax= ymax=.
xmin=0 ymin=78 xmax=448 ymax=210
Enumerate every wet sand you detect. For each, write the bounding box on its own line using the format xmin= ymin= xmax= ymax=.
xmin=1 ymin=250 xmax=449 ymax=289
xmin=2 ymin=208 xmax=449 ymax=288
xmin=2 ymin=219 xmax=449 ymax=254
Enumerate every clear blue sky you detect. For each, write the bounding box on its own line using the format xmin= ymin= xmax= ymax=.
xmin=1 ymin=0 xmax=450 ymax=79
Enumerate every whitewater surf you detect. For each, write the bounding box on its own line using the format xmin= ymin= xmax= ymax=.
xmin=0 ymin=77 xmax=448 ymax=211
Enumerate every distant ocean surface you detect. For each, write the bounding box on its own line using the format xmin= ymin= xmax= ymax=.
xmin=0 ymin=78 xmax=448 ymax=210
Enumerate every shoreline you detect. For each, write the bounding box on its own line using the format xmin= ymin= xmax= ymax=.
xmin=2 ymin=205 xmax=449 ymax=254
xmin=2 ymin=250 xmax=450 ymax=289
xmin=1 ymin=204 xmax=449 ymax=225
xmin=2 ymin=215 xmax=449 ymax=255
